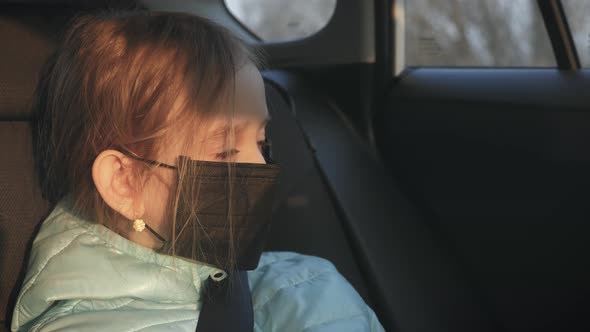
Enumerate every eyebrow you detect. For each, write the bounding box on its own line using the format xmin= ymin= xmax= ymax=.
xmin=206 ymin=125 xmax=237 ymax=143
xmin=206 ymin=114 xmax=270 ymax=143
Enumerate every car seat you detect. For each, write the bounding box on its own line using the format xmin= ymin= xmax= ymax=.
xmin=0 ymin=3 xmax=372 ymax=331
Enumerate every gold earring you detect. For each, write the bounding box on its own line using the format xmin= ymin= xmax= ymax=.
xmin=133 ymin=218 xmax=146 ymax=232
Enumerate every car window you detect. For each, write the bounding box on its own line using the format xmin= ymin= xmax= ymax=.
xmin=224 ymin=0 xmax=336 ymax=42
xmin=405 ymin=0 xmax=556 ymax=67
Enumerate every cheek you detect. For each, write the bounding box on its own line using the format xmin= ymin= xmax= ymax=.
xmin=239 ymin=149 xmax=265 ymax=164
xmin=142 ymin=170 xmax=175 ymax=232
xmin=236 ymin=142 xmax=265 ymax=164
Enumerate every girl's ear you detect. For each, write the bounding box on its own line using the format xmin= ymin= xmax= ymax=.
xmin=92 ymin=150 xmax=145 ymax=221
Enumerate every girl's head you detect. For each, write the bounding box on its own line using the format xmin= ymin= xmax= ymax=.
xmin=35 ymin=11 xmax=270 ymax=250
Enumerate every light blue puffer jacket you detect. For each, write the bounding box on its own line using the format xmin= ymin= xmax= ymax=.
xmin=11 ymin=199 xmax=385 ymax=332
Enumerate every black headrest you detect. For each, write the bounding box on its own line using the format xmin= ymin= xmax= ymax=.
xmin=0 ymin=5 xmax=77 ymax=120
xmin=0 ymin=2 xmax=143 ymax=121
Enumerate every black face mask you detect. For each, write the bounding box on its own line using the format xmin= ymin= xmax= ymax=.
xmin=129 ymin=139 xmax=280 ymax=271
xmin=127 ymin=141 xmax=278 ymax=332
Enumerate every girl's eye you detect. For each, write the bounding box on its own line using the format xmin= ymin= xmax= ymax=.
xmin=215 ymin=148 xmax=240 ymax=160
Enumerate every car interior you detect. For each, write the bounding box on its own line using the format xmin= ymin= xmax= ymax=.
xmin=1 ymin=1 xmax=590 ymax=332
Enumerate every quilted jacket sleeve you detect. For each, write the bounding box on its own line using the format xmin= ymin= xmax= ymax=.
xmin=250 ymin=252 xmax=385 ymax=332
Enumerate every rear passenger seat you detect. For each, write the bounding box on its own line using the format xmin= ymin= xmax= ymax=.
xmin=0 ymin=4 xmax=372 ymax=331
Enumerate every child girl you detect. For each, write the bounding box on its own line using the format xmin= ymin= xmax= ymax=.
xmin=11 ymin=11 xmax=384 ymax=332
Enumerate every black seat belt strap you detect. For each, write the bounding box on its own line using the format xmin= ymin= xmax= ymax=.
xmin=195 ymin=270 xmax=253 ymax=332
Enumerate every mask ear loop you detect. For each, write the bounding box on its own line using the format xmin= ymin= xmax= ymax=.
xmin=118 ymin=150 xmax=176 ymax=244
xmin=144 ymin=223 xmax=167 ymax=243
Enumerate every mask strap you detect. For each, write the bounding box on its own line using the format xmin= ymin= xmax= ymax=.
xmin=122 ymin=152 xmax=178 ymax=170
xmin=115 ymin=151 xmax=174 ymax=243
xmin=143 ymin=223 xmax=167 ymax=243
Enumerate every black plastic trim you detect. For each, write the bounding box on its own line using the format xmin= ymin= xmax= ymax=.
xmin=220 ymin=0 xmax=262 ymax=42
xmin=391 ymin=68 xmax=590 ymax=110
xmin=537 ymin=0 xmax=580 ymax=70
xmin=261 ymin=0 xmax=375 ymax=67
xmin=264 ymin=70 xmax=497 ymax=332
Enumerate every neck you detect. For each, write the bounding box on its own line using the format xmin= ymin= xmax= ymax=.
xmin=127 ymin=230 xmax=163 ymax=249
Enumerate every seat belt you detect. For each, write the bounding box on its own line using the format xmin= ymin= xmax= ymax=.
xmin=195 ymin=270 xmax=253 ymax=332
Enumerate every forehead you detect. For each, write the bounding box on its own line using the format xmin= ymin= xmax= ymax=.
xmin=233 ymin=63 xmax=268 ymax=118
xmin=156 ymin=63 xmax=268 ymax=161
xmin=204 ymin=64 xmax=269 ymax=134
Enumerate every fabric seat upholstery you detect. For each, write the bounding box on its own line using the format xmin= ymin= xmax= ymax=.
xmin=0 ymin=6 xmax=70 ymax=331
